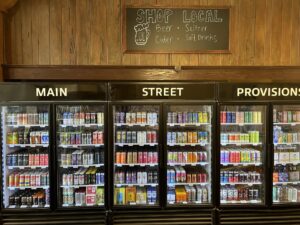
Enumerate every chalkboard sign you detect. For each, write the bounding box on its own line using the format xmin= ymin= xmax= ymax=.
xmin=122 ymin=6 xmax=230 ymax=53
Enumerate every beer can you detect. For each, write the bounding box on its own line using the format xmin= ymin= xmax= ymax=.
xmin=226 ymin=112 xmax=231 ymax=123
xmin=288 ymin=111 xmax=292 ymax=123
xmin=253 ymin=111 xmax=258 ymax=123
xmin=125 ymin=112 xmax=131 ymax=124
xmin=131 ymin=112 xmax=136 ymax=124
xmin=192 ymin=132 xmax=197 ymax=143
xmin=203 ymin=112 xmax=208 ymax=123
xmin=188 ymin=112 xmax=193 ymax=123
xmin=167 ymin=112 xmax=172 ymax=123
xmin=176 ymin=112 xmax=181 ymax=124
xmin=131 ymin=131 xmax=137 ymax=143
xmin=244 ymin=111 xmax=249 ymax=123
xmin=115 ymin=112 xmax=120 ymax=123
xmin=172 ymin=112 xmax=177 ymax=124
xmin=121 ymin=131 xmax=126 ymax=143
xmin=147 ymin=131 xmax=152 ymax=143
xmin=151 ymin=131 xmax=157 ymax=143
xmin=192 ymin=112 xmax=198 ymax=124
xmin=141 ymin=112 xmax=147 ymax=124
xmin=182 ymin=112 xmax=188 ymax=123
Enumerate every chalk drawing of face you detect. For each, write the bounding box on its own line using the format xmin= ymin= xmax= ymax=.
xmin=134 ymin=23 xmax=151 ymax=46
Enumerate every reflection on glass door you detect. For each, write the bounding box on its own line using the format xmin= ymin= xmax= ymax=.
xmin=220 ymin=105 xmax=266 ymax=205
xmin=56 ymin=105 xmax=105 ymax=207
xmin=113 ymin=105 xmax=159 ymax=206
xmin=166 ymin=105 xmax=212 ymax=205
xmin=2 ymin=105 xmax=50 ymax=209
xmin=273 ymin=105 xmax=300 ymax=204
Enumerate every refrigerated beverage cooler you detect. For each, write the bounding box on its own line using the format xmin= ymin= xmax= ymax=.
xmin=0 ymin=83 xmax=107 ymax=210
xmin=218 ymin=83 xmax=268 ymax=206
xmin=57 ymin=105 xmax=106 ymax=207
xmin=273 ymin=105 xmax=300 ymax=203
xmin=2 ymin=105 xmax=50 ymax=209
xmin=219 ymin=105 xmax=266 ymax=205
xmin=113 ymin=105 xmax=160 ymax=206
xmin=166 ymin=105 xmax=212 ymax=205
xmin=110 ymin=82 xmax=216 ymax=208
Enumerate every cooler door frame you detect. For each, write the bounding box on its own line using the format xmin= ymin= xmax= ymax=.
xmin=163 ymin=102 xmax=216 ymax=209
xmin=0 ymin=102 xmax=53 ymax=213
xmin=270 ymin=102 xmax=300 ymax=208
xmin=109 ymin=101 xmax=163 ymax=210
xmin=217 ymin=102 xmax=270 ymax=209
xmin=54 ymin=101 xmax=108 ymax=211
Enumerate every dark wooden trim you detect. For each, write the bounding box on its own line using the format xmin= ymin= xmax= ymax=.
xmin=2 ymin=65 xmax=300 ymax=82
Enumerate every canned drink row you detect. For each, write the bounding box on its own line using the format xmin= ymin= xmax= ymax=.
xmin=221 ymin=111 xmax=262 ymax=124
xmin=7 ymin=153 xmax=48 ymax=167
xmin=114 ymin=186 xmax=157 ymax=205
xmin=59 ymin=131 xmax=103 ymax=145
xmin=167 ymin=111 xmax=210 ymax=124
xmin=7 ymin=131 xmax=49 ymax=145
xmin=115 ymin=170 xmax=158 ymax=184
xmin=220 ymin=170 xmax=261 ymax=183
xmin=220 ymin=187 xmax=260 ymax=202
xmin=62 ymin=167 xmax=104 ymax=186
xmin=273 ymin=110 xmax=300 ymax=123
xmin=6 ymin=112 xmax=49 ymax=126
xmin=221 ymin=131 xmax=260 ymax=144
xmin=220 ymin=149 xmax=261 ymax=163
xmin=61 ymin=150 xmax=104 ymax=166
xmin=116 ymin=131 xmax=157 ymax=144
xmin=167 ymin=167 xmax=207 ymax=184
xmin=8 ymin=170 xmax=49 ymax=187
xmin=273 ymin=165 xmax=299 ymax=183
xmin=169 ymin=186 xmax=208 ymax=203
xmin=115 ymin=112 xmax=158 ymax=124
xmin=61 ymin=112 xmax=104 ymax=125
xmin=273 ymin=186 xmax=300 ymax=203
xmin=9 ymin=190 xmax=50 ymax=207
xmin=274 ymin=149 xmax=300 ymax=164
xmin=167 ymin=131 xmax=209 ymax=144
xmin=115 ymin=151 xmax=158 ymax=164
xmin=273 ymin=131 xmax=300 ymax=144
xmin=168 ymin=151 xmax=207 ymax=164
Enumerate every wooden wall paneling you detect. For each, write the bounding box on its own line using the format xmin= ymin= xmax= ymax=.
xmin=254 ymin=0 xmax=267 ymax=65
xmin=0 ymin=12 xmax=3 ymax=81
xmin=280 ymin=0 xmax=292 ymax=65
xmin=122 ymin=0 xmax=140 ymax=65
xmin=107 ymin=0 xmax=122 ymax=64
xmin=31 ymin=0 xmax=39 ymax=64
xmin=205 ymin=0 xmax=223 ymax=65
xmin=61 ymin=0 xmax=76 ymax=64
xmin=13 ymin=2 xmax=22 ymax=64
xmin=228 ymin=0 xmax=239 ymax=65
xmin=219 ymin=0 xmax=231 ymax=65
xmin=38 ymin=0 xmax=50 ymax=64
xmin=49 ymin=0 xmax=62 ymax=65
xmin=238 ymin=0 xmax=255 ymax=65
xmin=75 ymin=0 xmax=90 ymax=64
xmin=20 ymin=0 xmax=32 ymax=64
xmin=290 ymin=0 xmax=300 ymax=65
xmin=269 ymin=0 xmax=282 ymax=65
xmin=263 ymin=0 xmax=273 ymax=65
xmin=90 ymin=0 xmax=102 ymax=64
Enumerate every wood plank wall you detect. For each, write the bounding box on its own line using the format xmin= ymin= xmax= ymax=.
xmin=4 ymin=0 xmax=300 ymax=66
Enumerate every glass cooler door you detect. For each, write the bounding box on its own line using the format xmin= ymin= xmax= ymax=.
xmin=113 ymin=104 xmax=160 ymax=206
xmin=166 ymin=105 xmax=212 ymax=206
xmin=56 ymin=104 xmax=105 ymax=207
xmin=2 ymin=105 xmax=50 ymax=209
xmin=220 ymin=105 xmax=266 ymax=205
xmin=273 ymin=105 xmax=300 ymax=204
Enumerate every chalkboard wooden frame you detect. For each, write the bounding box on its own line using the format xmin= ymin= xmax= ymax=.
xmin=122 ymin=1 xmax=232 ymax=54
